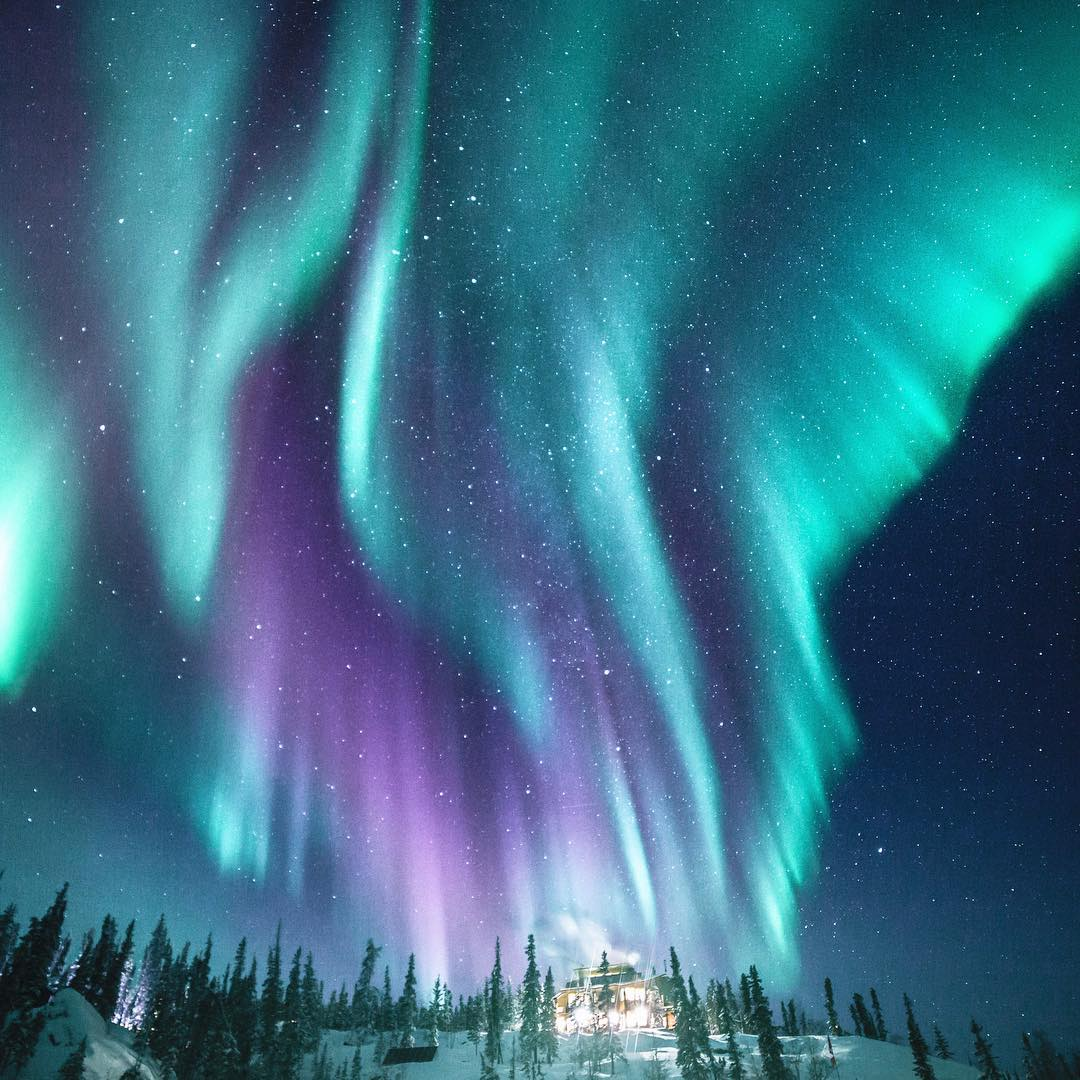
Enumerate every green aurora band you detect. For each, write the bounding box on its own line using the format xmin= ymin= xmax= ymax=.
xmin=0 ymin=0 xmax=1075 ymax=978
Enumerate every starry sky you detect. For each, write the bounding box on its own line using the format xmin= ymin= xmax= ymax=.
xmin=0 ymin=0 xmax=1077 ymax=1057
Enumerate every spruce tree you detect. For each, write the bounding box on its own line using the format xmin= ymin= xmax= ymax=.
xmin=486 ymin=939 xmax=504 ymax=1064
xmin=519 ymin=935 xmax=542 ymax=1069
xmin=870 ymin=989 xmax=887 ymax=1042
xmin=596 ymin=951 xmax=614 ymax=1031
xmin=429 ymin=977 xmax=441 ymax=1047
xmin=59 ymin=1037 xmax=88 ymax=1080
xmin=0 ymin=883 xmax=68 ymax=1015
xmin=47 ymin=934 xmax=71 ymax=997
xmin=300 ymin=952 xmax=322 ymax=1052
xmin=397 ymin=953 xmax=418 ymax=1048
xmin=132 ymin=915 xmax=170 ymax=1028
xmin=227 ymin=948 xmax=258 ymax=1073
xmin=748 ymin=966 xmax=788 ymax=1080
xmin=100 ymin=919 xmax=135 ymax=1022
xmin=379 ymin=966 xmax=393 ymax=1032
xmin=467 ymin=994 xmax=482 ymax=1056
xmin=261 ymin=926 xmax=283 ymax=1058
xmin=851 ymin=993 xmax=876 ymax=1041
xmin=719 ymin=995 xmax=744 ymax=1080
xmin=823 ymin=978 xmax=841 ymax=1037
xmin=541 ymin=967 xmax=559 ymax=1065
xmin=0 ymin=904 xmax=18 ymax=970
xmin=849 ymin=1004 xmax=864 ymax=1038
xmin=352 ymin=939 xmax=381 ymax=1038
xmin=280 ymin=947 xmax=304 ymax=1080
xmin=971 ymin=1020 xmax=1003 ymax=1080
xmin=739 ymin=974 xmax=753 ymax=1035
xmin=903 ymin=994 xmax=936 ymax=1080
xmin=932 ymin=1024 xmax=952 ymax=1060
xmin=670 ymin=947 xmax=708 ymax=1080
xmin=0 ymin=1003 xmax=45 ymax=1076
xmin=687 ymin=976 xmax=720 ymax=1079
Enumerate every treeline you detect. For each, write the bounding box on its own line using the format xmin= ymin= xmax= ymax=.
xmin=1 ymin=883 xmax=1078 ymax=1080
xmin=661 ymin=949 xmax=1080 ymax=1080
xmin=0 ymin=885 xmax=560 ymax=1080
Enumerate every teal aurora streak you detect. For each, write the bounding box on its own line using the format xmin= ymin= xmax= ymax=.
xmin=0 ymin=0 xmax=1077 ymax=980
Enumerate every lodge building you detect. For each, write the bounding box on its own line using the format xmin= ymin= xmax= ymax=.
xmin=554 ymin=962 xmax=676 ymax=1032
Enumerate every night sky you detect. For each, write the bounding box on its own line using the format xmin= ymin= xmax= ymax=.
xmin=0 ymin=0 xmax=1077 ymax=1061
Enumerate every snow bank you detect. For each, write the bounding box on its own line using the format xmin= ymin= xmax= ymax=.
xmin=16 ymin=988 xmax=154 ymax=1080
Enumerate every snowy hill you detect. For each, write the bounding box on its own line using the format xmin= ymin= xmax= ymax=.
xmin=14 ymin=989 xmax=154 ymax=1080
xmin=11 ymin=999 xmax=980 ymax=1080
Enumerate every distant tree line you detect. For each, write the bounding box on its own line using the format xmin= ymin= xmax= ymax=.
xmin=0 ymin=883 xmax=1077 ymax=1080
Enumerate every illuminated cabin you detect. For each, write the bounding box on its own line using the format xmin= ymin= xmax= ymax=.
xmin=554 ymin=963 xmax=675 ymax=1033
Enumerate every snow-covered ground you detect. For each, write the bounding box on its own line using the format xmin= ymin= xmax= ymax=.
xmin=16 ymin=991 xmax=981 ymax=1080
xmin=314 ymin=1028 xmax=982 ymax=1080
xmin=18 ymin=989 xmax=154 ymax=1080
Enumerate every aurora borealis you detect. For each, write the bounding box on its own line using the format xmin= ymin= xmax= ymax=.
xmin=1 ymin=0 xmax=1078 ymax=1045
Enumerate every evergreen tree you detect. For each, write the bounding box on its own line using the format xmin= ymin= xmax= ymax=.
xmin=0 ymin=1003 xmax=45 ymax=1076
xmin=351 ymin=939 xmax=382 ymax=1038
xmin=0 ymin=904 xmax=19 ymax=970
xmin=851 ymin=993 xmax=877 ymax=1041
xmin=903 ymin=994 xmax=936 ymax=1080
xmin=687 ymin=976 xmax=720 ymax=1079
xmin=0 ymin=883 xmax=68 ymax=1015
xmin=100 ymin=919 xmax=135 ymax=1022
xmin=227 ymin=945 xmax=258 ymax=1074
xmin=59 ymin=1037 xmax=88 ymax=1080
xmin=670 ymin=947 xmax=708 ymax=1080
xmin=279 ymin=947 xmax=305 ymax=1080
xmin=849 ymin=1004 xmax=864 ymax=1038
xmin=467 ymin=994 xmax=482 ymax=1057
xmin=932 ymin=1025 xmax=952 ymax=1060
xmin=300 ymin=952 xmax=322 ymax=1052
xmin=130 ymin=915 xmax=170 ymax=1028
xmin=397 ymin=953 xmax=418 ymax=1048
xmin=261 ymin=926 xmax=284 ymax=1058
xmin=519 ymin=936 xmax=542 ymax=1069
xmin=823 ymin=978 xmax=841 ymax=1037
xmin=429 ymin=977 xmax=442 ymax=1047
xmin=971 ymin=1020 xmax=1003 ymax=1080
xmin=71 ymin=914 xmax=115 ymax=1010
xmin=486 ymin=939 xmax=504 ymax=1064
xmin=719 ymin=995 xmax=744 ymax=1080
xmin=47 ymin=934 xmax=72 ymax=996
xmin=739 ymin=974 xmax=753 ymax=1035
xmin=480 ymin=1052 xmax=499 ymax=1080
xmin=350 ymin=1048 xmax=362 ymax=1080
xmin=379 ymin=966 xmax=393 ymax=1033
xmin=870 ymin=989 xmax=887 ymax=1042
xmin=595 ymin=951 xmax=614 ymax=1032
xmin=748 ymin=966 xmax=788 ymax=1080
xmin=541 ymin=968 xmax=559 ymax=1065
